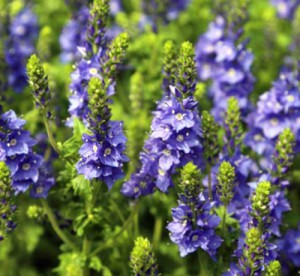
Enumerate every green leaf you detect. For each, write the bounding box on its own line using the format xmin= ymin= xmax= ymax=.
xmin=89 ymin=256 xmax=103 ymax=272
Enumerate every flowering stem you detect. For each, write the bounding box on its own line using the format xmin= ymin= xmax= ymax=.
xmin=41 ymin=199 xmax=78 ymax=252
xmin=90 ymin=201 xmax=140 ymax=257
xmin=43 ymin=116 xmax=60 ymax=154
xmin=152 ymin=216 xmax=163 ymax=249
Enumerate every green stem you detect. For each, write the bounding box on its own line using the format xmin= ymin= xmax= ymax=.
xmin=90 ymin=201 xmax=140 ymax=257
xmin=43 ymin=116 xmax=60 ymax=154
xmin=198 ymin=251 xmax=211 ymax=276
xmin=208 ymin=166 xmax=212 ymax=200
xmin=222 ymin=205 xmax=227 ymax=235
xmin=83 ymin=237 xmax=91 ymax=276
xmin=152 ymin=216 xmax=163 ymax=249
xmin=110 ymin=199 xmax=125 ymax=223
xmin=41 ymin=199 xmax=78 ymax=251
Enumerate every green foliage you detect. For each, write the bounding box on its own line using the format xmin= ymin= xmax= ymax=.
xmin=55 ymin=252 xmax=86 ymax=276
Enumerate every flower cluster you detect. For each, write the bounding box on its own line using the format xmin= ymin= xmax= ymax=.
xmin=245 ymin=67 xmax=300 ymax=161
xmin=270 ymin=0 xmax=300 ymax=19
xmin=5 ymin=7 xmax=38 ymax=92
xmin=167 ymin=163 xmax=222 ymax=258
xmin=67 ymin=0 xmax=122 ymax=126
xmin=60 ymin=0 xmax=122 ymax=63
xmin=76 ymin=32 xmax=129 ymax=189
xmin=195 ymin=16 xmax=255 ymax=123
xmin=0 ymin=109 xmax=54 ymax=197
xmin=122 ymin=42 xmax=203 ymax=197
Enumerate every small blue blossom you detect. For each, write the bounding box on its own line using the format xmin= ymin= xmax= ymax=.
xmin=271 ymin=0 xmax=300 ymax=19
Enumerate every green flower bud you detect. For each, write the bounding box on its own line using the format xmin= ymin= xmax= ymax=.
xmin=87 ymin=0 xmax=110 ymax=53
xmin=27 ymin=205 xmax=43 ymax=219
xmin=242 ymin=227 xmax=264 ymax=274
xmin=178 ymin=162 xmax=202 ymax=198
xmin=224 ymin=97 xmax=242 ymax=155
xmin=26 ymin=54 xmax=51 ymax=117
xmin=217 ymin=161 xmax=235 ymax=206
xmin=202 ymin=111 xmax=221 ymax=165
xmin=265 ymin=260 xmax=281 ymax=276
xmin=102 ymin=32 xmax=129 ymax=83
xmin=251 ymin=181 xmax=271 ymax=220
xmin=87 ymin=77 xmax=110 ymax=134
xmin=0 ymin=161 xmax=16 ymax=240
xmin=273 ymin=128 xmax=295 ymax=178
xmin=130 ymin=237 xmax=159 ymax=276
xmin=175 ymin=42 xmax=196 ymax=96
xmin=162 ymin=40 xmax=177 ymax=88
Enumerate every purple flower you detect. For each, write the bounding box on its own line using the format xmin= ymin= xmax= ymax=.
xmin=167 ymin=192 xmax=222 ymax=258
xmin=195 ymin=16 xmax=255 ymax=123
xmin=122 ymin=86 xmax=203 ymax=196
xmin=280 ymin=224 xmax=300 ymax=268
xmin=77 ymin=121 xmax=128 ymax=189
xmin=5 ymin=7 xmax=38 ymax=92
xmin=60 ymin=6 xmax=90 ymax=63
xmin=271 ymin=0 xmax=300 ymax=19
xmin=0 ymin=109 xmax=53 ymax=196
xmin=245 ymin=67 xmax=300 ymax=159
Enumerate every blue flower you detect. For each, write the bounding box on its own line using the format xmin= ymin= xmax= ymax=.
xmin=245 ymin=67 xmax=300 ymax=159
xmin=59 ymin=6 xmax=90 ymax=63
xmin=195 ymin=16 xmax=255 ymax=123
xmin=122 ymin=86 xmax=203 ymax=196
xmin=77 ymin=121 xmax=128 ymax=189
xmin=167 ymin=192 xmax=222 ymax=258
xmin=5 ymin=7 xmax=38 ymax=92
xmin=0 ymin=109 xmax=53 ymax=196
xmin=280 ymin=224 xmax=300 ymax=268
xmin=271 ymin=0 xmax=300 ymax=19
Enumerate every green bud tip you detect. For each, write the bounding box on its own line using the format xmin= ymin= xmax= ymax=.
xmin=179 ymin=162 xmax=202 ymax=196
xmin=265 ymin=260 xmax=281 ymax=276
xmin=217 ymin=161 xmax=235 ymax=205
xmin=251 ymin=181 xmax=271 ymax=218
xmin=130 ymin=237 xmax=158 ymax=276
